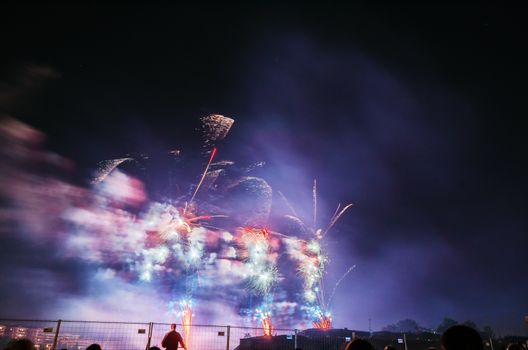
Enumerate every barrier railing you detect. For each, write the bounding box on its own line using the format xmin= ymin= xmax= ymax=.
xmin=0 ymin=319 xmax=304 ymax=350
xmin=1 ymin=318 xmax=470 ymax=350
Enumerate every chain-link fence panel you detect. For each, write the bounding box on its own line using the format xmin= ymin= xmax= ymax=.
xmin=56 ymin=320 xmax=150 ymax=350
xmin=151 ymin=323 xmax=230 ymax=350
xmin=0 ymin=319 xmax=455 ymax=350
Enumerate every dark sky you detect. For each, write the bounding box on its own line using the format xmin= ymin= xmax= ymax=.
xmin=1 ymin=2 xmax=527 ymax=335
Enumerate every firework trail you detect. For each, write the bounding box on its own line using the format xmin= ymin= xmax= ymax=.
xmin=327 ymin=265 xmax=357 ymax=308
xmin=323 ymin=203 xmax=354 ymax=238
xmin=277 ymin=191 xmax=300 ymax=219
xmin=312 ymin=179 xmax=317 ymax=229
xmin=187 ymin=147 xmax=217 ymax=211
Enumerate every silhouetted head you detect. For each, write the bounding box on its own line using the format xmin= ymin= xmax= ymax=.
xmin=506 ymin=344 xmax=522 ymax=350
xmin=86 ymin=344 xmax=102 ymax=350
xmin=441 ymin=325 xmax=483 ymax=350
xmin=170 ymin=323 xmax=176 ymax=331
xmin=345 ymin=338 xmax=375 ymax=350
xmin=148 ymin=347 xmax=161 ymax=350
xmin=385 ymin=346 xmax=397 ymax=350
xmin=5 ymin=339 xmax=34 ymax=350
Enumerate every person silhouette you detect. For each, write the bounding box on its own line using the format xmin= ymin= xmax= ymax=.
xmin=345 ymin=338 xmax=375 ymax=350
xmin=161 ymin=324 xmax=187 ymax=350
xmin=441 ymin=325 xmax=483 ymax=350
xmin=86 ymin=344 xmax=102 ymax=350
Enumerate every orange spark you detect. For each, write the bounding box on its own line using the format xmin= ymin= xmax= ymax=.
xmin=313 ymin=315 xmax=332 ymax=330
xmin=261 ymin=314 xmax=273 ymax=336
xmin=181 ymin=304 xmax=193 ymax=348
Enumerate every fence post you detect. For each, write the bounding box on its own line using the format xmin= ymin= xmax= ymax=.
xmin=294 ymin=329 xmax=298 ymax=349
xmin=225 ymin=325 xmax=231 ymax=350
xmin=145 ymin=322 xmax=153 ymax=350
xmin=52 ymin=319 xmax=61 ymax=350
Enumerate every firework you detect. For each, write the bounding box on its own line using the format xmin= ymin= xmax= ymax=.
xmin=80 ymin=136 xmax=352 ymax=330
xmin=187 ymin=147 xmax=218 ymax=210
xmin=313 ymin=311 xmax=332 ymax=330
xmin=180 ymin=299 xmax=193 ymax=349
xmin=261 ymin=313 xmax=273 ymax=336
xmin=327 ymin=265 xmax=357 ymax=307
xmin=280 ymin=180 xmax=354 ymax=329
xmin=156 ymin=204 xmax=225 ymax=241
xmin=237 ymin=227 xmax=278 ymax=295
xmin=201 ymin=114 xmax=235 ymax=146
xmin=92 ymin=158 xmax=134 ymax=184
xmin=3 ymin=113 xmax=359 ymax=331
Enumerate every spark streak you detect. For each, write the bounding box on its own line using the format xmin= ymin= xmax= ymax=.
xmin=255 ymin=308 xmax=273 ymax=336
xmin=187 ymin=147 xmax=218 ymax=211
xmin=180 ymin=299 xmax=193 ymax=349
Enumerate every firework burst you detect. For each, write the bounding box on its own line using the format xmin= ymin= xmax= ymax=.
xmin=238 ymin=227 xmax=278 ymax=295
xmin=281 ymin=179 xmax=354 ymax=329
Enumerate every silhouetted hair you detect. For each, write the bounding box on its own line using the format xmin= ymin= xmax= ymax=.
xmin=86 ymin=344 xmax=102 ymax=350
xmin=385 ymin=346 xmax=397 ymax=350
xmin=4 ymin=339 xmax=34 ymax=350
xmin=148 ymin=347 xmax=161 ymax=350
xmin=506 ymin=344 xmax=522 ymax=350
xmin=345 ymin=338 xmax=375 ymax=350
xmin=441 ymin=325 xmax=483 ymax=350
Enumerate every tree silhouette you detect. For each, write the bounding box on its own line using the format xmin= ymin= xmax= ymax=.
xmin=436 ymin=318 xmax=458 ymax=334
xmin=383 ymin=319 xmax=420 ymax=333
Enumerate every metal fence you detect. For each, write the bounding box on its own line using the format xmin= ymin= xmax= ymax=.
xmin=0 ymin=319 xmax=152 ymax=350
xmin=0 ymin=319 xmax=302 ymax=350
xmin=2 ymin=319 xmax=499 ymax=350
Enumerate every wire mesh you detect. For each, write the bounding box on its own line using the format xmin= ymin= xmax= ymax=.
xmin=150 ymin=323 xmax=229 ymax=350
xmin=57 ymin=321 xmax=150 ymax=350
xmin=1 ymin=319 xmax=432 ymax=350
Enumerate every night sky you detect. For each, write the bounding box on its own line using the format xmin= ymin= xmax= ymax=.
xmin=1 ymin=2 xmax=527 ymax=335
